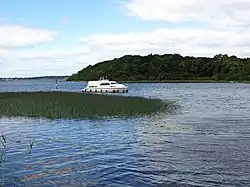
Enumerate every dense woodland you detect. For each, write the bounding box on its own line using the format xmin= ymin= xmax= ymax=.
xmin=67 ymin=54 xmax=250 ymax=82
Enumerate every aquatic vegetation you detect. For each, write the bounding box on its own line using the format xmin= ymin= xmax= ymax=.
xmin=0 ymin=151 xmax=3 ymax=164
xmin=1 ymin=134 xmax=6 ymax=150
xmin=28 ymin=139 xmax=35 ymax=155
xmin=0 ymin=134 xmax=36 ymax=185
xmin=0 ymin=92 xmax=175 ymax=119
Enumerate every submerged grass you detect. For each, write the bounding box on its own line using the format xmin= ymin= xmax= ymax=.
xmin=0 ymin=92 xmax=175 ymax=119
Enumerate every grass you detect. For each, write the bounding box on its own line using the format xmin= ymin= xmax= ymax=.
xmin=0 ymin=91 xmax=175 ymax=119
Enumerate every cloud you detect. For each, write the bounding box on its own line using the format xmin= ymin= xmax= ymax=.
xmin=2 ymin=25 xmax=250 ymax=77
xmin=124 ymin=0 xmax=250 ymax=29
xmin=2 ymin=0 xmax=250 ymax=77
xmin=80 ymin=27 xmax=250 ymax=57
xmin=76 ymin=0 xmax=250 ymax=63
xmin=0 ymin=24 xmax=59 ymax=77
xmin=0 ymin=25 xmax=56 ymax=49
xmin=0 ymin=47 xmax=91 ymax=77
xmin=18 ymin=47 xmax=90 ymax=60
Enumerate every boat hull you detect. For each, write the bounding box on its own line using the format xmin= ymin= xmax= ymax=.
xmin=82 ymin=88 xmax=128 ymax=93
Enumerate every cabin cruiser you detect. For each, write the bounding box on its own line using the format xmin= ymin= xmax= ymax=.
xmin=82 ymin=77 xmax=128 ymax=93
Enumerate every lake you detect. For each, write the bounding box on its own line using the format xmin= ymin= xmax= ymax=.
xmin=0 ymin=79 xmax=249 ymax=186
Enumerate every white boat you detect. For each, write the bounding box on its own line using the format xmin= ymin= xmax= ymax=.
xmin=82 ymin=77 xmax=128 ymax=93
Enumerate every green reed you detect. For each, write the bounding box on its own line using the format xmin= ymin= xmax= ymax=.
xmin=0 ymin=134 xmax=5 ymax=187
xmin=0 ymin=152 xmax=3 ymax=164
xmin=28 ymin=139 xmax=34 ymax=155
xmin=1 ymin=134 xmax=6 ymax=150
xmin=0 ymin=92 xmax=175 ymax=119
xmin=0 ymin=133 xmax=36 ymax=186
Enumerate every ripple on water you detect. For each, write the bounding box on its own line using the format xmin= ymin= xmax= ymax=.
xmin=0 ymin=82 xmax=250 ymax=186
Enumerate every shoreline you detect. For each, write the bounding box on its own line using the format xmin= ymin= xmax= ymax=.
xmin=66 ymin=79 xmax=250 ymax=83
xmin=119 ymin=80 xmax=226 ymax=83
xmin=0 ymin=78 xmax=249 ymax=84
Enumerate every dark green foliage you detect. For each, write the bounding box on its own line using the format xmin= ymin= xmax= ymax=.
xmin=0 ymin=92 xmax=174 ymax=119
xmin=67 ymin=54 xmax=250 ymax=82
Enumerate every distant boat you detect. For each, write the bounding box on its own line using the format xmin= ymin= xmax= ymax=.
xmin=82 ymin=77 xmax=128 ymax=93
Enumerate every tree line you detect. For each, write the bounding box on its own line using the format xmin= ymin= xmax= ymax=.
xmin=67 ymin=54 xmax=250 ymax=82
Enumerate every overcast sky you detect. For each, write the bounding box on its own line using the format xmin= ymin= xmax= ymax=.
xmin=0 ymin=0 xmax=249 ymax=77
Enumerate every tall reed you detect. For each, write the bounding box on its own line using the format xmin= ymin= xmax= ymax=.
xmin=0 ymin=92 xmax=175 ymax=119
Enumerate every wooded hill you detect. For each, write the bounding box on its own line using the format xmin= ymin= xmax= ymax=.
xmin=67 ymin=54 xmax=250 ymax=82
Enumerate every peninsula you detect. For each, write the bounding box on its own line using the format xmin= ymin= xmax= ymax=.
xmin=67 ymin=53 xmax=250 ymax=83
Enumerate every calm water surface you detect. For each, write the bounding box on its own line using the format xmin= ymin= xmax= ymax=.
xmin=0 ymin=79 xmax=249 ymax=186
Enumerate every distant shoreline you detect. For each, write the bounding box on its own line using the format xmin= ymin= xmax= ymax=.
xmin=120 ymin=80 xmax=250 ymax=84
xmin=119 ymin=80 xmax=226 ymax=83
xmin=0 ymin=78 xmax=249 ymax=84
xmin=67 ymin=79 xmax=250 ymax=84
xmin=0 ymin=76 xmax=69 ymax=80
xmin=66 ymin=53 xmax=250 ymax=83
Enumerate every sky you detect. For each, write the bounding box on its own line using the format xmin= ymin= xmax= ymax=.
xmin=1 ymin=0 xmax=250 ymax=77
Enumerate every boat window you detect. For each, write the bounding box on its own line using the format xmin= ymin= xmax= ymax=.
xmin=89 ymin=86 xmax=97 ymax=87
xmin=100 ymin=83 xmax=110 ymax=86
xmin=110 ymin=82 xmax=116 ymax=84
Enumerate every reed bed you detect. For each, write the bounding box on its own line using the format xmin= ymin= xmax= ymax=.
xmin=0 ymin=92 xmax=175 ymax=119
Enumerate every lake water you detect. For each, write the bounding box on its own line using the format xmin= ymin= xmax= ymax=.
xmin=0 ymin=79 xmax=249 ymax=186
